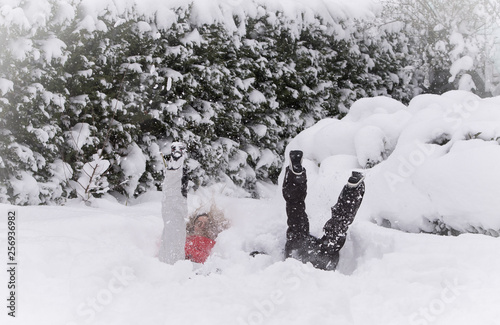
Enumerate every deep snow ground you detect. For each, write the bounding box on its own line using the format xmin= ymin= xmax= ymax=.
xmin=1 ymin=186 xmax=499 ymax=325
xmin=2 ymin=91 xmax=500 ymax=325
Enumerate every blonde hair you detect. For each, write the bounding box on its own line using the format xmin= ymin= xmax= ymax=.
xmin=186 ymin=203 xmax=230 ymax=240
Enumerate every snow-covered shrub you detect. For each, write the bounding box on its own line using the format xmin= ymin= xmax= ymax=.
xmin=285 ymin=90 xmax=500 ymax=236
xmin=70 ymin=154 xmax=110 ymax=202
xmin=354 ymin=126 xmax=389 ymax=168
xmin=382 ymin=0 xmax=500 ymax=97
xmin=0 ymin=0 xmax=421 ymax=204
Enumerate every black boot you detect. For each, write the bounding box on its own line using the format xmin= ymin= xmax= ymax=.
xmin=167 ymin=142 xmax=186 ymax=170
xmin=289 ymin=150 xmax=304 ymax=174
xmin=347 ymin=171 xmax=364 ymax=188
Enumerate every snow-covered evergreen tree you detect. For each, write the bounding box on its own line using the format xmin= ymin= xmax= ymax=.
xmin=383 ymin=0 xmax=500 ymax=96
xmin=0 ymin=0 xmax=422 ymax=204
xmin=0 ymin=1 xmax=72 ymax=204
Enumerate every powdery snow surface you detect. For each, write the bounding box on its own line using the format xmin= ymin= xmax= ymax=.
xmin=1 ymin=188 xmax=500 ymax=325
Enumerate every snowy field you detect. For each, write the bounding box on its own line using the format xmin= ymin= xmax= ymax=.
xmin=0 ymin=190 xmax=500 ymax=325
xmin=1 ymin=91 xmax=500 ymax=325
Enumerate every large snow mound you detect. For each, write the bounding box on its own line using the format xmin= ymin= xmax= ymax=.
xmin=285 ymin=90 xmax=500 ymax=235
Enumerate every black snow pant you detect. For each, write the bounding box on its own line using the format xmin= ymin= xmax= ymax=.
xmin=282 ymin=168 xmax=365 ymax=270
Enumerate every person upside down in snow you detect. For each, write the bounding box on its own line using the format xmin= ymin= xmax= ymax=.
xmin=158 ymin=143 xmax=364 ymax=270
xmin=157 ymin=142 xmax=228 ymax=265
xmin=184 ymin=205 xmax=228 ymax=263
xmin=283 ymin=150 xmax=365 ymax=270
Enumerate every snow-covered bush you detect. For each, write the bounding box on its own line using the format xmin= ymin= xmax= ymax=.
xmin=285 ymin=90 xmax=500 ymax=236
xmin=0 ymin=0 xmax=423 ymax=204
xmin=382 ymin=0 xmax=500 ymax=97
xmin=70 ymin=154 xmax=110 ymax=202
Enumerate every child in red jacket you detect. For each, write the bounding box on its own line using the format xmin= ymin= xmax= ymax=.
xmin=185 ymin=203 xmax=229 ymax=263
xmin=158 ymin=142 xmax=228 ymax=264
xmin=185 ymin=213 xmax=216 ymax=263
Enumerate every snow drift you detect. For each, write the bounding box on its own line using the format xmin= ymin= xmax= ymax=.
xmin=286 ymin=90 xmax=500 ymax=235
